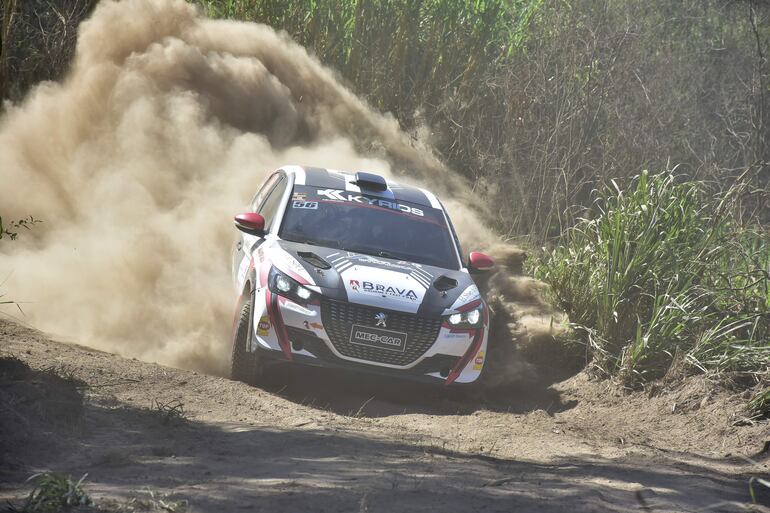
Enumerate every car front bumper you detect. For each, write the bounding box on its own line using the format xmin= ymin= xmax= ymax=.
xmin=250 ymin=290 xmax=489 ymax=385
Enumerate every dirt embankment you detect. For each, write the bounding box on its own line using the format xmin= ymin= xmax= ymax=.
xmin=1 ymin=319 xmax=768 ymax=513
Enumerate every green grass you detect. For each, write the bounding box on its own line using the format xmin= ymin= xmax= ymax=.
xmin=10 ymin=473 xmax=188 ymax=513
xmin=101 ymin=489 xmax=188 ymax=512
xmin=533 ymin=172 xmax=769 ymax=413
xmin=13 ymin=473 xmax=92 ymax=512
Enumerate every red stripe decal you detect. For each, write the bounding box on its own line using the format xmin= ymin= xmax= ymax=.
xmin=445 ymin=327 xmax=484 ymax=386
xmin=265 ymin=288 xmax=293 ymax=361
xmin=285 ymin=268 xmax=311 ymax=285
xmin=456 ymin=299 xmax=482 ymax=313
xmin=440 ymin=322 xmax=477 ymax=335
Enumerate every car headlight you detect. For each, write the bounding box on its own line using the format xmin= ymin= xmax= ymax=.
xmin=268 ymin=267 xmax=315 ymax=303
xmin=445 ymin=306 xmax=483 ymax=328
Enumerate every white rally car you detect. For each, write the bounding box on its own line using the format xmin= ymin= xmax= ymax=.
xmin=230 ymin=166 xmax=495 ymax=386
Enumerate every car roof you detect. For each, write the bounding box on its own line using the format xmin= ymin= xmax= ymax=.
xmin=279 ymin=165 xmax=443 ymax=210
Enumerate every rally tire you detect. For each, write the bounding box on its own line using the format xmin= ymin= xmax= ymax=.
xmin=230 ymin=292 xmax=263 ymax=386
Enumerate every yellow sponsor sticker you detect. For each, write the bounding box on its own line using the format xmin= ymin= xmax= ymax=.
xmin=257 ymin=316 xmax=270 ymax=336
xmin=473 ymin=350 xmax=485 ymax=370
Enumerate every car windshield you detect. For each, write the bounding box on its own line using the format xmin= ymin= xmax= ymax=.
xmin=279 ymin=185 xmax=460 ymax=270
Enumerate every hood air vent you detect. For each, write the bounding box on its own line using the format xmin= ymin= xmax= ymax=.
xmin=297 ymin=251 xmax=332 ymax=270
xmin=433 ymin=275 xmax=458 ymax=292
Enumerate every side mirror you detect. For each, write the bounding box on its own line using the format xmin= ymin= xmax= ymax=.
xmin=468 ymin=251 xmax=494 ymax=273
xmin=234 ymin=213 xmax=266 ymax=236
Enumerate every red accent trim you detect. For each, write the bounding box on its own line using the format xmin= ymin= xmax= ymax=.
xmin=284 ymin=268 xmax=311 ymax=285
xmin=265 ymin=288 xmax=293 ymax=360
xmin=456 ymin=299 xmax=482 ymax=313
xmin=445 ymin=328 xmax=484 ymax=386
xmin=440 ymin=324 xmax=477 ymax=335
xmin=234 ymin=212 xmax=265 ymax=233
xmin=469 ymin=251 xmax=495 ymax=271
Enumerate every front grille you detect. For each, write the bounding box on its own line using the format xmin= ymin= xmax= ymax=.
xmin=320 ymin=299 xmax=442 ymax=366
xmin=286 ymin=326 xmax=459 ymax=376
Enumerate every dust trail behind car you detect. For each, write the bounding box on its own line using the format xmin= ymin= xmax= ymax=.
xmin=0 ymin=0 xmax=560 ymax=378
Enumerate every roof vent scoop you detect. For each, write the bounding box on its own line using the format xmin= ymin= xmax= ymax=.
xmin=354 ymin=172 xmax=388 ymax=191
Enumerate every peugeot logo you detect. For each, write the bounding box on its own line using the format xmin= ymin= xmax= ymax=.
xmin=375 ymin=312 xmax=387 ymax=328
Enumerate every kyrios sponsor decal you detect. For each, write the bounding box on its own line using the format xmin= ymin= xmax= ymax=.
xmin=316 ymin=189 xmax=424 ymax=217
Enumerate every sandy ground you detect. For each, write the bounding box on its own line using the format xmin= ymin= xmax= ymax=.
xmin=1 ymin=319 xmax=769 ymax=512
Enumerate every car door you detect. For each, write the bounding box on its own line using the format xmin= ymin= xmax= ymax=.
xmin=232 ymin=172 xmax=287 ymax=289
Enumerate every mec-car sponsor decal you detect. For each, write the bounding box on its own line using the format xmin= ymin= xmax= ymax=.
xmin=316 ymin=189 xmax=424 ymax=217
xmin=350 ymin=324 xmax=407 ymax=352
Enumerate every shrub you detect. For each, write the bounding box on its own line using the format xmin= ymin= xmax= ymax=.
xmin=533 ymin=172 xmax=769 ymax=402
xmin=14 ymin=473 xmax=92 ymax=512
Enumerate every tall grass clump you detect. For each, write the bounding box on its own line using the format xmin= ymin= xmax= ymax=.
xmin=534 ymin=172 xmax=769 ymax=411
xmin=13 ymin=473 xmax=92 ymax=512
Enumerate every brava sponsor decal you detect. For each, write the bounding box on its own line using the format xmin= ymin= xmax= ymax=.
xmin=352 ymin=280 xmax=418 ymax=301
xmin=316 ymin=189 xmax=424 ymax=217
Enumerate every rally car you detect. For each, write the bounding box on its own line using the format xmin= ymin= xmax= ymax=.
xmin=230 ymin=166 xmax=494 ymax=386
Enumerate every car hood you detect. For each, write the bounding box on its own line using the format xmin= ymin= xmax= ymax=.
xmin=272 ymin=239 xmax=481 ymax=317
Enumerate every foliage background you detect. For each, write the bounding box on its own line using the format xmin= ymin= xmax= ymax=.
xmin=1 ymin=0 xmax=768 ymax=409
xmin=2 ymin=1 xmax=768 ymax=240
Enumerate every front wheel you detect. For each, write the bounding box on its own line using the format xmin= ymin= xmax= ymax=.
xmin=230 ymin=292 xmax=263 ymax=385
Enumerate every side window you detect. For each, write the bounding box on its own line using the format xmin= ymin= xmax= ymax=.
xmin=258 ymin=176 xmax=288 ymax=230
xmin=250 ymin=174 xmax=280 ymax=212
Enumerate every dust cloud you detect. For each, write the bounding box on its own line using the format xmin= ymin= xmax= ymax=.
xmin=0 ymin=0 xmax=559 ymax=377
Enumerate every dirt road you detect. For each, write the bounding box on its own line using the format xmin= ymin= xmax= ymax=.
xmin=1 ymin=319 xmax=768 ymax=512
